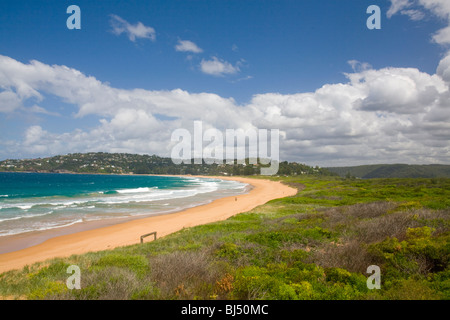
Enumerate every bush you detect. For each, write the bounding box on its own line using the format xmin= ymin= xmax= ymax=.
xmin=428 ymin=269 xmax=450 ymax=299
xmin=232 ymin=268 xmax=301 ymax=300
xmin=232 ymin=266 xmax=274 ymax=299
xmin=148 ymin=249 xmax=223 ymax=299
xmin=216 ymin=243 xmax=240 ymax=261
xmin=290 ymin=281 xmax=315 ymax=300
xmin=308 ymin=241 xmax=374 ymax=273
xmin=384 ymin=279 xmax=440 ymax=300
xmin=93 ymin=254 xmax=149 ymax=278
xmin=28 ymin=261 xmax=72 ymax=280
xmin=368 ymin=228 xmax=450 ymax=277
xmin=325 ymin=267 xmax=368 ymax=293
xmin=29 ymin=281 xmax=67 ymax=300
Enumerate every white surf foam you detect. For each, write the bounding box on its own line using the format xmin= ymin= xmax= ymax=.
xmin=0 ymin=177 xmax=248 ymax=237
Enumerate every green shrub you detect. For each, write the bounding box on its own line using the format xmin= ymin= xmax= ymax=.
xmin=427 ymin=269 xmax=450 ymax=299
xmin=290 ymin=281 xmax=315 ymax=300
xmin=71 ymin=283 xmax=105 ymax=300
xmin=130 ymin=285 xmax=161 ymax=300
xmin=384 ymin=279 xmax=440 ymax=300
xmin=279 ymin=248 xmax=310 ymax=265
xmin=216 ymin=243 xmax=240 ymax=261
xmin=325 ymin=267 xmax=352 ymax=283
xmin=246 ymin=231 xmax=293 ymax=248
xmin=232 ymin=272 xmax=299 ymax=300
xmin=318 ymin=282 xmax=365 ymax=300
xmin=273 ymin=283 xmax=300 ymax=300
xmin=369 ymin=228 xmax=450 ymax=277
xmin=301 ymin=226 xmax=334 ymax=241
xmin=29 ymin=281 xmax=68 ymax=299
xmin=325 ymin=267 xmax=368 ymax=293
xmin=406 ymin=226 xmax=435 ymax=240
xmin=290 ymin=262 xmax=326 ymax=283
xmin=29 ymin=261 xmax=71 ymax=280
xmin=93 ymin=254 xmax=149 ymax=277
xmin=232 ymin=266 xmax=275 ymax=299
xmin=65 ymin=267 xmax=147 ymax=300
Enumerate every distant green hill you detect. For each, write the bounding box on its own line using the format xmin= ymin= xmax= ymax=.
xmin=0 ymin=152 xmax=335 ymax=176
xmin=326 ymin=164 xmax=450 ymax=178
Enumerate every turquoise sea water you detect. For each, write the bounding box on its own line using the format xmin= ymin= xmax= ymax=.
xmin=0 ymin=173 xmax=249 ymax=237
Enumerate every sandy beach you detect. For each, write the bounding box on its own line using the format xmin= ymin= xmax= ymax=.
xmin=0 ymin=176 xmax=297 ymax=273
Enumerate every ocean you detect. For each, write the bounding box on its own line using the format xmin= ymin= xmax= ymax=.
xmin=0 ymin=172 xmax=249 ymax=238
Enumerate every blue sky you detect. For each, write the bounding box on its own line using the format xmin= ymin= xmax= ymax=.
xmin=0 ymin=0 xmax=444 ymax=100
xmin=0 ymin=0 xmax=449 ymax=166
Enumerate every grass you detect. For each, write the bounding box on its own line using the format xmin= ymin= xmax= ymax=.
xmin=0 ymin=176 xmax=449 ymax=300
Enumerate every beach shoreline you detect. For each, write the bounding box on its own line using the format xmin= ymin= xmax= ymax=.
xmin=0 ymin=176 xmax=253 ymax=255
xmin=0 ymin=176 xmax=297 ymax=273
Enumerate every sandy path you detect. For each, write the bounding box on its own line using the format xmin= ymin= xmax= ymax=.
xmin=0 ymin=176 xmax=297 ymax=273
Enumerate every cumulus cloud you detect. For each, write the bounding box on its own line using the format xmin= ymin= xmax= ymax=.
xmin=109 ymin=14 xmax=156 ymax=42
xmin=349 ymin=67 xmax=446 ymax=114
xmin=437 ymin=53 xmax=450 ymax=82
xmin=200 ymin=57 xmax=240 ymax=76
xmin=0 ymin=90 xmax=22 ymax=113
xmin=175 ymin=40 xmax=203 ymax=53
xmin=0 ymin=54 xmax=449 ymax=166
xmin=433 ymin=26 xmax=450 ymax=45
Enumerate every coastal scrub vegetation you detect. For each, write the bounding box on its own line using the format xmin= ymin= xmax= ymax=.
xmin=327 ymin=164 xmax=450 ymax=179
xmin=0 ymin=176 xmax=449 ymax=300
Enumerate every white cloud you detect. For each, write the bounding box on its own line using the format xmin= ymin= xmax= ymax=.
xmin=349 ymin=67 xmax=446 ymax=114
xmin=348 ymin=60 xmax=372 ymax=72
xmin=418 ymin=0 xmax=450 ymax=19
xmin=175 ymin=40 xmax=203 ymax=53
xmin=109 ymin=14 xmax=156 ymax=42
xmin=401 ymin=9 xmax=425 ymax=20
xmin=437 ymin=52 xmax=450 ymax=82
xmin=432 ymin=26 xmax=450 ymax=45
xmin=28 ymin=105 xmax=60 ymax=116
xmin=387 ymin=0 xmax=412 ymax=18
xmin=24 ymin=125 xmax=46 ymax=146
xmin=0 ymin=54 xmax=449 ymax=166
xmin=388 ymin=0 xmax=450 ymax=44
xmin=0 ymin=90 xmax=22 ymax=113
xmin=200 ymin=57 xmax=239 ymax=76
xmin=230 ymin=75 xmax=253 ymax=83
xmin=419 ymin=0 xmax=450 ymax=44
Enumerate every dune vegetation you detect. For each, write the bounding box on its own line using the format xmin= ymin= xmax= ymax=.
xmin=0 ymin=176 xmax=449 ymax=300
